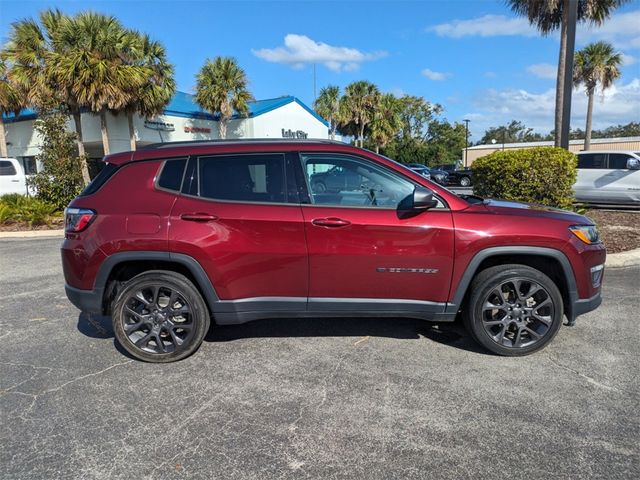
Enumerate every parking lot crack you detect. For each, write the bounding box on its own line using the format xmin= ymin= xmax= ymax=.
xmin=545 ymin=354 xmax=630 ymax=394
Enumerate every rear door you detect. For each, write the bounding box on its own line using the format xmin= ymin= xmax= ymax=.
xmin=169 ymin=152 xmax=308 ymax=306
xmin=297 ymin=152 xmax=454 ymax=313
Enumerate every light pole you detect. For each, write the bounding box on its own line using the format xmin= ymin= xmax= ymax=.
xmin=463 ymin=119 xmax=470 ymax=167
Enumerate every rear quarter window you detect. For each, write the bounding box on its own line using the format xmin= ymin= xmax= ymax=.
xmin=157 ymin=158 xmax=187 ymax=191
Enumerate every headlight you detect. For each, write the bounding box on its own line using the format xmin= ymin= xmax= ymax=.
xmin=569 ymin=225 xmax=600 ymax=244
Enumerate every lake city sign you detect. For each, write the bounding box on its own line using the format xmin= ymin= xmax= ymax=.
xmin=282 ymin=128 xmax=308 ymax=139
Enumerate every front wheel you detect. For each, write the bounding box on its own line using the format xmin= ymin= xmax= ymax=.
xmin=464 ymin=264 xmax=563 ymax=356
xmin=459 ymin=176 xmax=471 ymax=187
xmin=112 ymin=271 xmax=210 ymax=362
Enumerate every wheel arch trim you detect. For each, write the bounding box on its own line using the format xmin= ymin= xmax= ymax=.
xmin=447 ymin=246 xmax=578 ymax=316
xmin=94 ymin=251 xmax=220 ymax=313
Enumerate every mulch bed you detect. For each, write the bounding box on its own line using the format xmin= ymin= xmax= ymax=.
xmin=0 ymin=218 xmax=64 ymax=232
xmin=585 ymin=209 xmax=640 ymax=254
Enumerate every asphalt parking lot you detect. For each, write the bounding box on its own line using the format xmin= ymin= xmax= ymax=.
xmin=1 ymin=237 xmax=638 ymax=480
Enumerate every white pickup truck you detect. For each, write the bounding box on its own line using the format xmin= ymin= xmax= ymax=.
xmin=0 ymin=158 xmax=29 ymax=196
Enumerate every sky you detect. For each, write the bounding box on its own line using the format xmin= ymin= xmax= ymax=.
xmin=1 ymin=0 xmax=639 ymax=141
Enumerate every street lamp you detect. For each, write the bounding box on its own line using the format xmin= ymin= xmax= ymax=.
xmin=463 ymin=119 xmax=470 ymax=168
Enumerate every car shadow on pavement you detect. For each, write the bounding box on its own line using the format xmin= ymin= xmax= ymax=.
xmin=77 ymin=313 xmax=488 ymax=355
xmin=206 ymin=317 xmax=488 ymax=355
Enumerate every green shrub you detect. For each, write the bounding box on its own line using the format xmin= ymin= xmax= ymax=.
xmin=0 ymin=194 xmax=57 ymax=227
xmin=471 ymin=147 xmax=577 ymax=210
xmin=28 ymin=111 xmax=85 ymax=210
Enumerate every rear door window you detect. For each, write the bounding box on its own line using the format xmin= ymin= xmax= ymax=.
xmin=577 ymin=153 xmax=606 ymax=169
xmin=198 ymin=154 xmax=287 ymax=203
xmin=157 ymin=158 xmax=187 ymax=191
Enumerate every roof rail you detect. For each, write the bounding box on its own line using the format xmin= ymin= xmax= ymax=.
xmin=141 ymin=138 xmax=347 ymax=150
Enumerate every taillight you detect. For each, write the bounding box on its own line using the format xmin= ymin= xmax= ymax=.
xmin=65 ymin=208 xmax=96 ymax=233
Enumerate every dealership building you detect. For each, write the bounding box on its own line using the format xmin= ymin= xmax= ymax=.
xmin=3 ymin=91 xmax=331 ymax=175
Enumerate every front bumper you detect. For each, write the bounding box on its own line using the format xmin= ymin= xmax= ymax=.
xmin=65 ymin=284 xmax=103 ymax=314
xmin=567 ymin=290 xmax=602 ymax=326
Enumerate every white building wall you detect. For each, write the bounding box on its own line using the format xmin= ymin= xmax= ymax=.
xmin=251 ymin=102 xmax=329 ymax=139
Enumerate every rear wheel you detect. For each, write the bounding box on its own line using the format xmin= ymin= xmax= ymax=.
xmin=464 ymin=264 xmax=563 ymax=356
xmin=459 ymin=176 xmax=471 ymax=187
xmin=112 ymin=271 xmax=210 ymax=362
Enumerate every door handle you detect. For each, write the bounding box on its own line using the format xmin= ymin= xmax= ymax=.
xmin=180 ymin=213 xmax=218 ymax=222
xmin=11 ymin=180 xmax=19 ymax=182
xmin=311 ymin=217 xmax=351 ymax=228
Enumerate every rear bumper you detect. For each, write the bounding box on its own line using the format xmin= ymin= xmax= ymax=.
xmin=65 ymin=284 xmax=103 ymax=314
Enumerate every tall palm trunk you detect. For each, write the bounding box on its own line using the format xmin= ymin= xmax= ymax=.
xmin=72 ymin=110 xmax=91 ymax=185
xmin=0 ymin=117 xmax=8 ymax=158
xmin=218 ymin=118 xmax=227 ymax=139
xmin=554 ymin=0 xmax=569 ymax=148
xmin=375 ymin=145 xmax=380 ymax=154
xmin=99 ymin=109 xmax=110 ymax=156
xmin=359 ymin=124 xmax=365 ymax=148
xmin=127 ymin=111 xmax=136 ymax=151
xmin=584 ymin=89 xmax=595 ymax=151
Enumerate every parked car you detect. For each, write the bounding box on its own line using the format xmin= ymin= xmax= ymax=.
xmin=62 ymin=140 xmax=605 ymax=362
xmin=406 ymin=164 xmax=431 ymax=180
xmin=434 ymin=163 xmax=458 ymax=173
xmin=0 ymin=158 xmax=29 ymax=196
xmin=407 ymin=164 xmax=448 ymax=185
xmin=574 ymin=151 xmax=640 ymax=206
xmin=447 ymin=168 xmax=473 ymax=187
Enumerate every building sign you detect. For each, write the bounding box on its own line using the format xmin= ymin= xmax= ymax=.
xmin=184 ymin=126 xmax=212 ymax=134
xmin=282 ymin=128 xmax=308 ymax=139
xmin=144 ymin=120 xmax=175 ymax=131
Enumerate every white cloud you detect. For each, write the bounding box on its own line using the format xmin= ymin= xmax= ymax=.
xmin=484 ymin=71 xmax=497 ymax=78
xmin=621 ymin=53 xmax=637 ymax=66
xmin=577 ymin=10 xmax=640 ymax=50
xmin=470 ymin=78 xmax=640 ymax=138
xmin=427 ymin=9 xmax=640 ymax=49
xmin=426 ymin=14 xmax=536 ymax=38
xmin=422 ymin=68 xmax=451 ymax=81
xmin=526 ymin=63 xmax=557 ymax=79
xmin=252 ymin=34 xmax=386 ymax=72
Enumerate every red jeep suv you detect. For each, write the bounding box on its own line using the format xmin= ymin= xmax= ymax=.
xmin=62 ymin=140 xmax=605 ymax=362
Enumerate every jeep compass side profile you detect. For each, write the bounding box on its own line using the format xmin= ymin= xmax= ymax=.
xmin=62 ymin=140 xmax=605 ymax=362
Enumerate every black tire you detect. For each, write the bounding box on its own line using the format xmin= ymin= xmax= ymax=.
xmin=112 ymin=271 xmax=210 ymax=363
xmin=463 ymin=264 xmax=563 ymax=356
xmin=459 ymin=176 xmax=471 ymax=187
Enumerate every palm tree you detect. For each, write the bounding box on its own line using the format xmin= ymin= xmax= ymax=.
xmin=51 ymin=12 xmax=147 ymax=159
xmin=313 ymin=85 xmax=340 ymax=140
xmin=122 ymin=32 xmax=176 ymax=150
xmin=573 ymin=41 xmax=622 ymax=150
xmin=0 ymin=58 xmax=25 ymax=158
xmin=507 ymin=0 xmax=629 ymax=147
xmin=195 ymin=57 xmax=253 ymax=139
xmin=340 ymin=80 xmax=380 ymax=148
xmin=370 ymin=94 xmax=403 ymax=154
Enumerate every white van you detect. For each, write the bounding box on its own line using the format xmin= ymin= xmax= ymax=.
xmin=574 ymin=151 xmax=640 ymax=206
xmin=0 ymin=158 xmax=29 ymax=196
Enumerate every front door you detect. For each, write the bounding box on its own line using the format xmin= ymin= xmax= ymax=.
xmin=297 ymin=152 xmax=454 ymax=312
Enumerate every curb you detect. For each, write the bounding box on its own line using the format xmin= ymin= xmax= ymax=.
xmin=606 ymin=248 xmax=640 ymax=268
xmin=0 ymin=229 xmax=64 ymax=239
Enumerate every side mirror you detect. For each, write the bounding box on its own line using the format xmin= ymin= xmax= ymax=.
xmin=627 ymin=158 xmax=640 ymax=170
xmin=412 ymin=186 xmax=438 ymax=210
